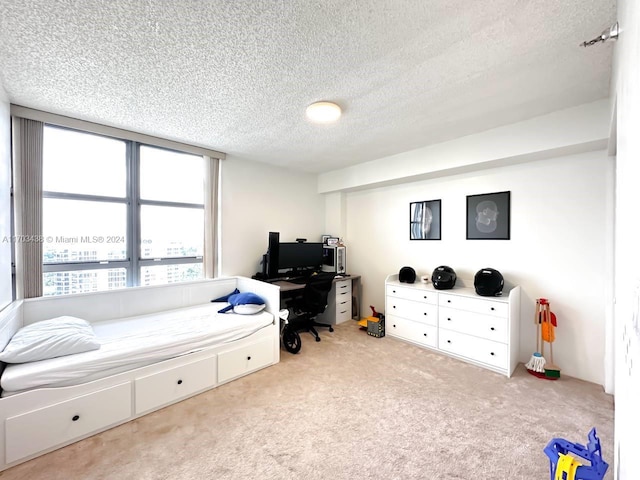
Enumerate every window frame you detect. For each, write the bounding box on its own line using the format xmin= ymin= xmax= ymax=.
xmin=134 ymin=143 xmax=206 ymax=286
xmin=41 ymin=124 xmax=206 ymax=293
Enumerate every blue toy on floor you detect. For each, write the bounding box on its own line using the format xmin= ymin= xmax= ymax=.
xmin=544 ymin=428 xmax=608 ymax=480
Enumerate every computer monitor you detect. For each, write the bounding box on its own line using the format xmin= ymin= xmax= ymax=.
xmin=278 ymin=242 xmax=324 ymax=273
xmin=265 ymin=232 xmax=280 ymax=278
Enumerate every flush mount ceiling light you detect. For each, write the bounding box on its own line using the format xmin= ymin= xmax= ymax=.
xmin=305 ymin=101 xmax=342 ymax=123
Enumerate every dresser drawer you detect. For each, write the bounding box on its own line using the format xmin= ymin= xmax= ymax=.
xmin=135 ymin=356 xmax=217 ymax=415
xmin=438 ymin=293 xmax=508 ymax=317
xmin=438 ymin=329 xmax=508 ymax=370
xmin=386 ymin=285 xmax=437 ymax=305
xmin=439 ymin=307 xmax=508 ymax=343
xmin=386 ymin=297 xmax=437 ymax=326
xmin=334 ymin=279 xmax=352 ymax=308
xmin=335 ymin=299 xmax=352 ymax=324
xmin=218 ymin=337 xmax=275 ymax=383
xmin=5 ymin=383 xmax=132 ymax=464
xmin=334 ymin=279 xmax=352 ymax=296
xmin=335 ymin=288 xmax=351 ymax=305
xmin=387 ymin=315 xmax=437 ymax=348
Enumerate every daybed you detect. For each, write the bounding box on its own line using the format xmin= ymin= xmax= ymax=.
xmin=0 ymin=276 xmax=280 ymax=471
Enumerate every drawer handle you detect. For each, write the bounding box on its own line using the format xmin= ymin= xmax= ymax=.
xmin=177 ymin=379 xmax=183 ymax=385
xmin=393 ymin=324 xmax=396 ymax=328
xmin=490 ymin=307 xmax=495 ymax=311
xmin=447 ymin=340 xmax=451 ymax=344
xmin=423 ymin=312 xmax=427 ymax=316
xmin=447 ymin=318 xmax=451 ymax=321
xmin=340 ymin=285 xmax=347 ymax=289
xmin=340 ymin=310 xmax=347 ymax=314
xmin=72 ymin=415 xmax=80 ymax=422
xmin=490 ymin=327 xmax=495 ymax=331
xmin=490 ymin=352 xmax=495 ymax=356
xmin=423 ymin=333 xmax=427 ymax=337
xmin=247 ymin=356 xmax=252 ymax=361
xmin=393 ymin=305 xmax=396 ymax=309
xmin=447 ymin=300 xmax=451 ymax=303
xmin=392 ymin=290 xmax=396 ymax=293
xmin=423 ymin=295 xmax=427 ymax=299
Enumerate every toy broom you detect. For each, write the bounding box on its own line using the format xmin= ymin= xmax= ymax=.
xmin=525 ymin=298 xmax=546 ymax=374
xmin=542 ymin=307 xmax=561 ymax=379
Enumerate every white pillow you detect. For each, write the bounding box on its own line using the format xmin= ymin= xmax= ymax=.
xmin=0 ymin=316 xmax=100 ymax=363
xmin=233 ymin=304 xmax=266 ymax=315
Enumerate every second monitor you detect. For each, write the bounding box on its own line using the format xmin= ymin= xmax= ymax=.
xmin=278 ymin=242 xmax=324 ymax=274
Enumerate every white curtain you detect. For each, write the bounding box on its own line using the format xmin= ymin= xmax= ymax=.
xmin=12 ymin=118 xmax=43 ymax=299
xmin=203 ymin=156 xmax=220 ymax=278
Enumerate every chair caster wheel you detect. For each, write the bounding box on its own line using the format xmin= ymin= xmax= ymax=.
xmin=315 ymin=337 xmax=321 ymax=342
xmin=282 ymin=328 xmax=301 ymax=354
xmin=329 ymin=326 xmax=334 ymax=332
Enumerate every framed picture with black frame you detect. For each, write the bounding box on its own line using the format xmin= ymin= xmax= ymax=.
xmin=466 ymin=191 xmax=510 ymax=240
xmin=410 ymin=199 xmax=441 ymax=240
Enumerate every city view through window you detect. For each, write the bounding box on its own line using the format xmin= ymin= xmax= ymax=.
xmin=42 ymin=126 xmax=205 ymax=296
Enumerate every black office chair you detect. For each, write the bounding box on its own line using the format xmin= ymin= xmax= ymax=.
xmin=286 ymin=272 xmax=336 ymax=343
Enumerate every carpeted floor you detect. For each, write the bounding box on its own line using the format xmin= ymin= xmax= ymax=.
xmin=0 ymin=321 xmax=614 ymax=480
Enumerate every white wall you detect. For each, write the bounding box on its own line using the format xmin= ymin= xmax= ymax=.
xmin=220 ymin=156 xmax=325 ymax=277
xmin=341 ymin=150 xmax=611 ymax=386
xmin=324 ymin=192 xmax=346 ymax=240
xmin=612 ymin=1 xmax=640 ymax=479
xmin=0 ymin=83 xmax=11 ymax=311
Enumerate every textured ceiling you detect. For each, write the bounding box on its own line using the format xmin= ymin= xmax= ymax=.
xmin=0 ymin=0 xmax=616 ymax=173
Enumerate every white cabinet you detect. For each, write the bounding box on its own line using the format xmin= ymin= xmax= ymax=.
xmin=316 ymin=278 xmax=353 ymax=325
xmin=385 ymin=274 xmax=520 ymax=377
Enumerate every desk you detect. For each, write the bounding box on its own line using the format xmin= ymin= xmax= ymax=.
xmin=273 ymin=275 xmax=361 ymax=324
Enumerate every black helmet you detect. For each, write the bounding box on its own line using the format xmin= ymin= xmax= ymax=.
xmin=474 ymin=268 xmax=504 ymax=296
xmin=398 ymin=266 xmax=416 ymax=283
xmin=431 ymin=266 xmax=456 ymax=290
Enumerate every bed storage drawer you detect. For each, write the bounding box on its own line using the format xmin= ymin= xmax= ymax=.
xmin=134 ymin=356 xmax=217 ymax=415
xmin=5 ymin=383 xmax=132 ymax=464
xmin=218 ymin=337 xmax=275 ymax=383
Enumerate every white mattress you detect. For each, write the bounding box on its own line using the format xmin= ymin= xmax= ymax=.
xmin=1 ymin=303 xmax=273 ymax=395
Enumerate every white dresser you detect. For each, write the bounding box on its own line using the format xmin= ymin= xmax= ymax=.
xmin=385 ymin=274 xmax=520 ymax=377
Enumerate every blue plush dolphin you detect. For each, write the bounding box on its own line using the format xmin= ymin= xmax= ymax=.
xmin=214 ymin=289 xmax=266 ymax=314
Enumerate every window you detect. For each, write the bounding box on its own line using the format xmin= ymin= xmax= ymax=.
xmin=42 ymin=126 xmax=207 ymax=296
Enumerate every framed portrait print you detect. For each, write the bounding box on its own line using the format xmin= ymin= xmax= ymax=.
xmin=466 ymin=191 xmax=510 ymax=240
xmin=410 ymin=199 xmax=441 ymax=240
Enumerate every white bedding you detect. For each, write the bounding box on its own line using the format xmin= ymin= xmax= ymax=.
xmin=1 ymin=303 xmax=273 ymax=395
